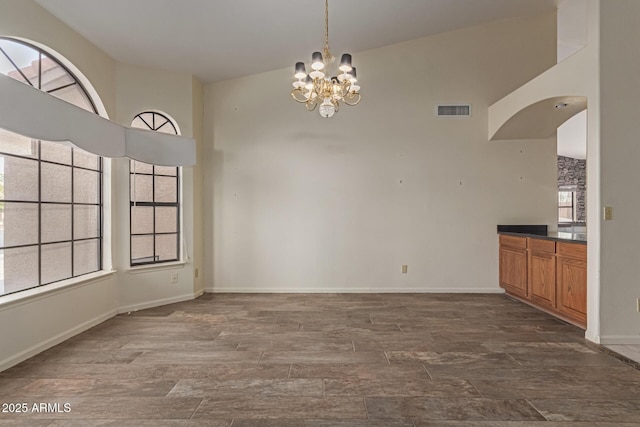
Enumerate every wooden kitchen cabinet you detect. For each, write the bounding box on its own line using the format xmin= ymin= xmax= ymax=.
xmin=556 ymin=242 xmax=587 ymax=326
xmin=528 ymin=238 xmax=556 ymax=309
xmin=499 ymin=235 xmax=528 ymax=298
xmin=498 ymin=234 xmax=586 ymax=329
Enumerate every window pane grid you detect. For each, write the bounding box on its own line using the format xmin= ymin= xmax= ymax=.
xmin=123 ymin=172 xmax=177 ymax=178
xmin=0 ymin=143 xmax=103 ymax=295
xmin=131 ymin=232 xmax=179 ymax=237
xmin=558 ymin=191 xmax=575 ymax=223
xmin=0 ymin=37 xmax=102 ymax=297
xmin=1 ymin=237 xmax=102 ymax=250
xmin=0 ymin=46 xmax=35 ymax=87
xmin=129 ymin=111 xmax=180 ymax=266
xmin=46 ymin=81 xmax=77 ymax=95
xmin=0 ymin=151 xmax=101 ymax=172
xmin=129 ymin=202 xmax=178 ymax=207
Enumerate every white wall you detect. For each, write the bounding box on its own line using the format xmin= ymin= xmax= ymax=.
xmin=558 ymin=0 xmax=588 ymax=62
xmin=558 ymin=110 xmax=587 ymax=159
xmin=192 ymin=76 xmax=205 ymax=295
xmin=598 ymin=0 xmax=640 ymax=343
xmin=113 ymin=63 xmax=200 ymax=312
xmin=0 ymin=0 xmax=116 ymax=117
xmin=557 ymin=0 xmax=588 ymax=160
xmin=486 ymin=0 xmax=640 ymax=345
xmin=0 ymin=0 xmax=120 ymax=370
xmin=0 ymin=1 xmax=205 ymax=370
xmin=584 ymin=0 xmax=602 ymax=343
xmin=0 ymin=274 xmax=117 ymax=370
xmin=205 ymin=14 xmax=558 ymax=293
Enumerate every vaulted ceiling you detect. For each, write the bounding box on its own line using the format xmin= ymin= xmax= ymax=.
xmin=36 ymin=0 xmax=561 ymax=83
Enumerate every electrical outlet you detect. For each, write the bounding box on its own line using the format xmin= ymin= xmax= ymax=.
xmin=603 ymin=206 xmax=613 ymax=221
xmin=637 ymin=298 xmax=640 ymax=312
xmin=170 ymin=272 xmax=178 ymax=284
xmin=401 ymin=265 xmax=408 ymax=274
xmin=195 ymin=268 xmax=199 ymax=278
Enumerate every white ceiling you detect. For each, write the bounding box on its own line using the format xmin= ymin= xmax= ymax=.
xmin=35 ymin=0 xmax=561 ymax=83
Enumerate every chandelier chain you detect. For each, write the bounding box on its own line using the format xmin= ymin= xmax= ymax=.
xmin=324 ymin=0 xmax=330 ymax=56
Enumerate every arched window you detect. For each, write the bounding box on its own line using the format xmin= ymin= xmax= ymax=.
xmin=129 ymin=112 xmax=180 ymax=265
xmin=0 ymin=37 xmax=102 ymax=296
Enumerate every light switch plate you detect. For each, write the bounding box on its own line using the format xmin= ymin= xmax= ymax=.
xmin=603 ymin=206 xmax=613 ymax=221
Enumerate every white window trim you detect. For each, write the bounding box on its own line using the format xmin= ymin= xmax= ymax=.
xmin=126 ymin=260 xmax=187 ymax=274
xmin=128 ymin=111 xmax=183 ymax=267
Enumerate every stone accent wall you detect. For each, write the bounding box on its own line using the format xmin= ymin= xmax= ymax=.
xmin=557 ymin=155 xmax=586 ymax=222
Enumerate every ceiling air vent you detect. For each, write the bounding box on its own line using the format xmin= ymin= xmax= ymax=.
xmin=437 ymin=104 xmax=471 ymax=118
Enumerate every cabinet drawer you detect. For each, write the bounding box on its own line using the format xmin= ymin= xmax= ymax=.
xmin=528 ymin=238 xmax=555 ymax=254
xmin=557 ymin=242 xmax=587 ymax=259
xmin=499 ymin=235 xmax=527 ymax=249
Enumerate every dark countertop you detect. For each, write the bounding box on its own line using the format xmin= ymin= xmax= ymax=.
xmin=498 ymin=230 xmax=587 ymax=244
xmin=497 ymin=224 xmax=586 ymax=244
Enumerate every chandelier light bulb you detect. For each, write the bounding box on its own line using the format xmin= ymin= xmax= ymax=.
xmin=319 ymin=98 xmax=336 ymax=118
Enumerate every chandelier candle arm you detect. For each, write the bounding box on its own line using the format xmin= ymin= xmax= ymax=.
xmin=291 ymin=0 xmax=361 ymax=118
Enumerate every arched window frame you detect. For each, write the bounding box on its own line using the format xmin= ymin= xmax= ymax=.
xmin=0 ymin=37 xmax=103 ymax=296
xmin=129 ymin=111 xmax=181 ymax=266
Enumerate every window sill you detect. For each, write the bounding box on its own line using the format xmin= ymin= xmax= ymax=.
xmin=0 ymin=270 xmax=116 ymax=311
xmin=126 ymin=260 xmax=187 ymax=275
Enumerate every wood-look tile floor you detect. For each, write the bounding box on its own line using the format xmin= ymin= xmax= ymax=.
xmin=2 ymin=293 xmax=640 ymax=426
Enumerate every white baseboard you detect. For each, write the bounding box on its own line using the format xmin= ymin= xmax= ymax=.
xmin=598 ymin=335 xmax=640 ymax=345
xmin=204 ymin=287 xmax=504 ymax=294
xmin=1 ymin=289 xmax=207 ymax=372
xmin=0 ymin=309 xmax=117 ymax=372
xmin=118 ymin=289 xmax=205 ymax=314
xmin=585 ymin=329 xmax=600 ymax=344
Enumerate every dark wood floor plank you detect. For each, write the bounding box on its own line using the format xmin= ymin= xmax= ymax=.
xmin=1 ymin=293 xmax=637 ymax=424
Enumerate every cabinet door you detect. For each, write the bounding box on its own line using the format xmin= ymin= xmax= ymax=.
xmin=557 ymin=255 xmax=587 ymax=325
xmin=499 ymin=246 xmax=528 ymax=298
xmin=528 ymin=251 xmax=556 ymax=308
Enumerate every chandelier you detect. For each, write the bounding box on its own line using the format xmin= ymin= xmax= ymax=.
xmin=291 ymin=0 xmax=361 ymax=118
